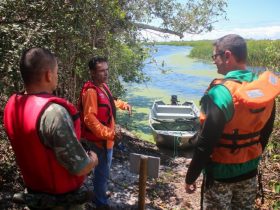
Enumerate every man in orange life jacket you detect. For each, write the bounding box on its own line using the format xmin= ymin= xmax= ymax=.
xmin=4 ymin=48 xmax=98 ymax=210
xmin=185 ymin=34 xmax=276 ymax=209
xmin=78 ymin=57 xmax=132 ymax=209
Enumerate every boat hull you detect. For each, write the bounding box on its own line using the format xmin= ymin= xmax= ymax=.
xmin=152 ymin=131 xmax=196 ymax=150
xmin=149 ymin=100 xmax=200 ymax=150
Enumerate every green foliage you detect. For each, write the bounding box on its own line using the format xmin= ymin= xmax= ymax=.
xmin=188 ymin=41 xmax=213 ymax=61
xmin=123 ymin=0 xmax=227 ymax=36
xmin=0 ymin=0 xmax=227 ymax=103
xmin=269 ymin=180 xmax=280 ymax=193
xmin=273 ymin=201 xmax=280 ymax=210
xmin=265 ymin=99 xmax=280 ymax=209
xmin=0 ymin=1 xmax=140 ymax=101
xmin=274 ymin=183 xmax=280 ymax=194
xmin=261 ymin=41 xmax=280 ymax=72
xmin=268 ymin=179 xmax=280 ymax=209
xmin=247 ymin=40 xmax=280 ymax=71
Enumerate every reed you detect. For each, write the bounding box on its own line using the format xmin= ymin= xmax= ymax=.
xmin=157 ymin=39 xmax=280 ymax=71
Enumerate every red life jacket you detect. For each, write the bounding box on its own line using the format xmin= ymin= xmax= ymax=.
xmin=4 ymin=93 xmax=85 ymax=194
xmin=200 ymin=71 xmax=279 ymax=165
xmin=78 ymin=81 xmax=115 ymax=142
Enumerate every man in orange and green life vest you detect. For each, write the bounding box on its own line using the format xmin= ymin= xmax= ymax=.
xmin=185 ymin=34 xmax=279 ymax=209
xmin=4 ymin=47 xmax=98 ymax=210
xmin=78 ymin=56 xmax=132 ymax=209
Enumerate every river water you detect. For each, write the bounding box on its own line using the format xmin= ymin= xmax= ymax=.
xmin=118 ymin=45 xmax=219 ymax=142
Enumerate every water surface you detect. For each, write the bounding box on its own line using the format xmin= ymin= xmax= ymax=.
xmin=118 ymin=45 xmax=219 ymax=142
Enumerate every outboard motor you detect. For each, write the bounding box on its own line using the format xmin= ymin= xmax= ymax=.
xmin=171 ymin=95 xmax=179 ymax=105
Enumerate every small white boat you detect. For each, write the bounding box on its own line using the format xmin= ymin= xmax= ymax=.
xmin=149 ymin=97 xmax=200 ymax=150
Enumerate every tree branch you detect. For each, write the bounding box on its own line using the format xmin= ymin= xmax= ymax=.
xmin=134 ymin=23 xmax=184 ymax=38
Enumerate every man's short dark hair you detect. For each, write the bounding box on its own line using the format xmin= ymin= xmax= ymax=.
xmin=88 ymin=56 xmax=108 ymax=72
xmin=213 ymin=34 xmax=247 ymax=63
xmin=20 ymin=47 xmax=57 ymax=85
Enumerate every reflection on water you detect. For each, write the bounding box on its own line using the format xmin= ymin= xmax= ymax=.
xmin=118 ymin=45 xmax=219 ymax=142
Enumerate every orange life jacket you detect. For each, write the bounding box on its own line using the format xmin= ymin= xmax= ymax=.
xmin=200 ymin=71 xmax=280 ymax=164
xmin=4 ymin=93 xmax=85 ymax=194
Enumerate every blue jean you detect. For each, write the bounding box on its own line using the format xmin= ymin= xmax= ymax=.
xmin=91 ymin=145 xmax=113 ymax=207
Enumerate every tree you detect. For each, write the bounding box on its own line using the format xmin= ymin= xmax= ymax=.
xmin=0 ymin=0 xmax=227 ymax=103
xmin=123 ymin=0 xmax=227 ymax=38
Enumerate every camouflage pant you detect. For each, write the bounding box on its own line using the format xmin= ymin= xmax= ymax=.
xmin=24 ymin=179 xmax=93 ymax=210
xmin=203 ymin=176 xmax=257 ymax=210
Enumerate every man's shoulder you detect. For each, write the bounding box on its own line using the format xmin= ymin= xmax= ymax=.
xmin=83 ymin=88 xmax=97 ymax=97
xmin=42 ymin=103 xmax=71 ymax=122
xmin=44 ymin=103 xmax=68 ymax=113
xmin=208 ymin=84 xmax=231 ymax=99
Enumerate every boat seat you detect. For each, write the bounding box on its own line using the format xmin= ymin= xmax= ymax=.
xmin=156 ymin=104 xmax=192 ymax=109
xmin=155 ymin=112 xmax=195 ymax=118
xmin=155 ymin=106 xmax=193 ymax=114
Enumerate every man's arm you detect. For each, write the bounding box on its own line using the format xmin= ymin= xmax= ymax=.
xmin=259 ymin=102 xmax=276 ymax=150
xmin=39 ymin=103 xmax=98 ymax=176
xmin=115 ymin=99 xmax=132 ymax=115
xmin=185 ymin=97 xmax=226 ymax=185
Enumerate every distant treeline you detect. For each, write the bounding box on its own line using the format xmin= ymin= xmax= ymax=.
xmin=156 ymin=40 xmax=280 ymax=71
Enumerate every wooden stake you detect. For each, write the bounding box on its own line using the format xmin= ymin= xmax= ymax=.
xmin=138 ymin=156 xmax=148 ymax=210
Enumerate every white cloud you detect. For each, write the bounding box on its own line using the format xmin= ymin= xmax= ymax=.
xmin=142 ymin=25 xmax=280 ymax=42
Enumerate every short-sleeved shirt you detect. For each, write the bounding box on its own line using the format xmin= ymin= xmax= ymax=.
xmin=38 ymin=103 xmax=90 ymax=174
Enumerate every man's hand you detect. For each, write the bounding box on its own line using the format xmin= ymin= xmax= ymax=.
xmin=126 ymin=104 xmax=132 ymax=115
xmin=75 ymin=151 xmax=98 ymax=176
xmin=88 ymin=151 xmax=98 ymax=168
xmin=185 ymin=182 xmax=196 ymax=194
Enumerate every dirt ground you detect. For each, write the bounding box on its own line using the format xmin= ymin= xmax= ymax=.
xmin=0 ymin=127 xmax=278 ymax=209
xmin=106 ymin=131 xmax=202 ymax=210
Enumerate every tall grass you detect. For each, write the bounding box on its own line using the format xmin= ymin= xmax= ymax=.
xmin=157 ymin=40 xmax=280 ymax=71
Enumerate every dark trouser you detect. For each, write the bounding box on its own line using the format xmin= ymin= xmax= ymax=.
xmin=24 ymin=181 xmax=91 ymax=210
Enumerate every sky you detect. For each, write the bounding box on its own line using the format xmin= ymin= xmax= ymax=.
xmin=143 ymin=0 xmax=280 ymax=41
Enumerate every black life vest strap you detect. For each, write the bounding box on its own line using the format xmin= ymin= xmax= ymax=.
xmin=102 ymin=85 xmax=116 ymax=120
xmin=220 ymin=129 xmax=261 ymax=153
xmin=217 ymin=140 xmax=260 ymax=149
xmin=221 ymin=131 xmax=260 ymax=140
xmin=72 ymin=112 xmax=80 ymax=121
xmin=208 ymin=78 xmax=242 ymax=90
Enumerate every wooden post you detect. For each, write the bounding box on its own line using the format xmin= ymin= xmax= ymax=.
xmin=138 ymin=156 xmax=148 ymax=210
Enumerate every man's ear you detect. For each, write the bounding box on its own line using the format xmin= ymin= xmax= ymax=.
xmin=224 ymin=50 xmax=231 ymax=60
xmin=45 ymin=69 xmax=52 ymax=82
xmin=224 ymin=50 xmax=232 ymax=64
xmin=90 ymin=70 xmax=95 ymax=78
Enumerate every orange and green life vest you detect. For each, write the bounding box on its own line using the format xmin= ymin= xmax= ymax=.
xmin=200 ymin=70 xmax=280 ymax=179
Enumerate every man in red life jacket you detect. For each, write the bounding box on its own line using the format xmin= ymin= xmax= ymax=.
xmin=4 ymin=47 xmax=98 ymax=210
xmin=185 ymin=34 xmax=277 ymax=209
xmin=78 ymin=57 xmax=132 ymax=209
